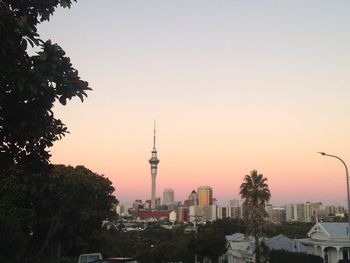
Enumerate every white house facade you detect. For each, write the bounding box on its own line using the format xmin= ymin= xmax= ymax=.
xmin=225 ymin=233 xmax=306 ymax=263
xmin=298 ymin=222 xmax=350 ymax=263
xmin=225 ymin=233 xmax=255 ymax=263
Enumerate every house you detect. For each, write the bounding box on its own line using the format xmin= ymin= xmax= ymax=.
xmin=265 ymin=234 xmax=306 ymax=253
xmin=225 ymin=233 xmax=255 ymax=263
xmin=298 ymin=222 xmax=350 ymax=263
xmin=225 ymin=233 xmax=306 ymax=263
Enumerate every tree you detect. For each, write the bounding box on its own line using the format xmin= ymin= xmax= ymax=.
xmin=192 ymin=221 xmax=227 ymax=263
xmin=239 ymin=170 xmax=271 ymax=263
xmin=0 ymin=0 xmax=90 ymax=172
xmin=134 ymin=226 xmax=195 ymax=263
xmin=0 ymin=165 xmax=117 ymax=263
xmin=269 ymin=250 xmax=323 ymax=263
xmin=1 ymin=2 xmax=92 ymax=262
xmin=37 ymin=165 xmax=117 ymax=260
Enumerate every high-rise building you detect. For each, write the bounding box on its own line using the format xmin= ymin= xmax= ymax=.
xmin=203 ymin=205 xmax=217 ymax=221
xmin=163 ymin=188 xmax=174 ymax=206
xmin=189 ymin=205 xmax=204 ymax=222
xmin=305 ymin=202 xmax=322 ymax=222
xmin=228 ymin=199 xmax=242 ymax=220
xmin=286 ymin=202 xmax=323 ymax=222
xmin=228 ymin=205 xmax=241 ymax=219
xmin=149 ymin=122 xmax=159 ymax=209
xmin=229 ymin=199 xmax=240 ymax=207
xmin=218 ymin=200 xmax=242 ymax=220
xmin=325 ymin=205 xmax=346 ymax=216
xmin=116 ymin=203 xmax=131 ymax=216
xmin=155 ymin=197 xmax=161 ymax=208
xmin=197 ymin=186 xmax=213 ymax=206
xmin=266 ymin=205 xmax=286 ymax=223
xmin=177 ymin=207 xmax=189 ymax=222
xmin=184 ymin=190 xmax=198 ymax=207
xmin=217 ymin=206 xmax=228 ymax=219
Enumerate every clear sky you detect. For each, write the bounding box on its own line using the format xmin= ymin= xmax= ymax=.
xmin=38 ymin=0 xmax=350 ymax=206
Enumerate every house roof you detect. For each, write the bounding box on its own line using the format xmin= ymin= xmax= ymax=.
xmin=264 ymin=234 xmax=307 ymax=253
xmin=226 ymin=233 xmax=245 ymax=242
xmin=308 ymin=222 xmax=349 ymax=238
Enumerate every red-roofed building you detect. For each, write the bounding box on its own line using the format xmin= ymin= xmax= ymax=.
xmin=136 ymin=210 xmax=171 ymax=219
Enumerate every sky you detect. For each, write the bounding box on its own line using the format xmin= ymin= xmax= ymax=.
xmin=38 ymin=0 xmax=350 ymax=206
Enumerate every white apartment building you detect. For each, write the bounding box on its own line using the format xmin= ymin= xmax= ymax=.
xmin=162 ymin=188 xmax=175 ymax=206
xmin=266 ymin=205 xmax=286 ymax=223
xmin=116 ymin=204 xmax=131 ymax=216
xmin=203 ymin=205 xmax=217 ymax=221
xmin=189 ymin=205 xmax=204 ymax=223
xmin=189 ymin=205 xmax=217 ymax=222
xmin=217 ymin=202 xmax=242 ymax=220
xmin=286 ymin=202 xmax=323 ymax=222
xmin=325 ymin=205 xmax=346 ymax=217
xmin=217 ymin=206 xmax=242 ymax=220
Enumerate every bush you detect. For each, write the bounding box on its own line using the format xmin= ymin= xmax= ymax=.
xmin=270 ymin=250 xmax=323 ymax=263
xmin=54 ymin=257 xmax=76 ymax=263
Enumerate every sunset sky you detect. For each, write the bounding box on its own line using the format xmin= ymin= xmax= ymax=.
xmin=39 ymin=1 xmax=350 ymax=206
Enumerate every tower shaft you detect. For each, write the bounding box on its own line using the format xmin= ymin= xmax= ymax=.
xmin=149 ymin=122 xmax=159 ymax=209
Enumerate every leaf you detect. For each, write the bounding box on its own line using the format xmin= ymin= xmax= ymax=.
xmin=39 ymin=52 xmax=48 ymax=61
xmin=60 ymin=0 xmax=71 ymax=8
xmin=59 ymin=96 xmax=67 ymax=105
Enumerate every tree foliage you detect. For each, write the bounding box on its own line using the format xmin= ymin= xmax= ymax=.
xmin=240 ymin=170 xmax=271 ymax=263
xmin=140 ymin=226 xmax=195 ymax=263
xmin=270 ymin=250 xmax=323 ymax=263
xmin=1 ymin=2 xmax=97 ymax=261
xmin=264 ymin=222 xmax=312 ymax=239
xmin=41 ymin=218 xmax=319 ymax=263
xmin=0 ymin=0 xmax=90 ymax=171
xmin=0 ymin=165 xmax=117 ymax=263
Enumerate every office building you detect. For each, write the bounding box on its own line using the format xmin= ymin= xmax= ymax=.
xmin=286 ymin=202 xmax=323 ymax=222
xmin=177 ymin=207 xmax=189 ymax=222
xmin=184 ymin=190 xmax=198 ymax=207
xmin=163 ymin=188 xmax=174 ymax=206
xmin=266 ymin=205 xmax=286 ymax=223
xmin=197 ymin=186 xmax=213 ymax=206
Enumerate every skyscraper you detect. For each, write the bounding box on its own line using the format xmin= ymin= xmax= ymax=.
xmin=197 ymin=186 xmax=213 ymax=206
xmin=163 ymin=188 xmax=174 ymax=206
xmin=184 ymin=190 xmax=198 ymax=207
xmin=149 ymin=122 xmax=159 ymax=209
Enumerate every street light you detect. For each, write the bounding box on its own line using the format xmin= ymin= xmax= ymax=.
xmin=318 ymin=152 xmax=350 ymax=237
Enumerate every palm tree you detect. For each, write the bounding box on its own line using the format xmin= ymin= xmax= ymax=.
xmin=239 ymin=170 xmax=271 ymax=263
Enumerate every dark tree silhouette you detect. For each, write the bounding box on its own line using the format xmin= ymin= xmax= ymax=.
xmin=240 ymin=170 xmax=271 ymax=263
xmin=0 ymin=0 xmax=90 ymax=173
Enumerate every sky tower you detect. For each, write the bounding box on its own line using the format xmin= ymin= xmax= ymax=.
xmin=149 ymin=122 xmax=159 ymax=209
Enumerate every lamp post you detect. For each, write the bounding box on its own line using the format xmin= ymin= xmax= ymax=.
xmin=318 ymin=152 xmax=350 ymax=237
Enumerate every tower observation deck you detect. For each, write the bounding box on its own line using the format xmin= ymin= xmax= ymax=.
xmin=149 ymin=122 xmax=159 ymax=209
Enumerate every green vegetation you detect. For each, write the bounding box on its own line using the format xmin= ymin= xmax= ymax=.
xmin=83 ymin=219 xmax=312 ymax=263
xmin=240 ymin=170 xmax=271 ymax=263
xmin=0 ymin=1 xmax=108 ymax=262
xmin=270 ymin=250 xmax=323 ymax=263
xmin=264 ymin=222 xmax=313 ymax=238
xmin=91 ymin=220 xmax=233 ymax=263
xmin=0 ymin=165 xmax=116 ymax=262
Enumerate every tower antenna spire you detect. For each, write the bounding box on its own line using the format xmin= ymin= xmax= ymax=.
xmin=153 ymin=120 xmax=156 ymax=150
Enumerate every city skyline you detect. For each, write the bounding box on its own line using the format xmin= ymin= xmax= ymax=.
xmin=37 ymin=1 xmax=350 ymax=206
